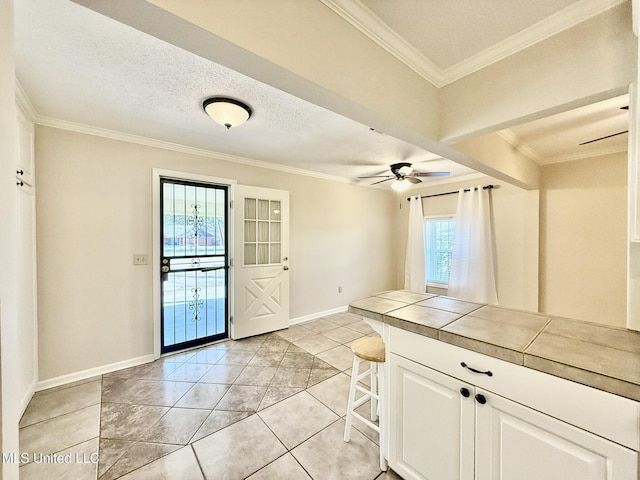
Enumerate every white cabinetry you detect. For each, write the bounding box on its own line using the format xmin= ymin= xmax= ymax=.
xmin=388 ymin=328 xmax=639 ymax=480
xmin=476 ymin=391 xmax=637 ymax=480
xmin=15 ymin=104 xmax=34 ymax=186
xmin=15 ymin=101 xmax=38 ymax=414
xmin=390 ymin=353 xmax=474 ymax=480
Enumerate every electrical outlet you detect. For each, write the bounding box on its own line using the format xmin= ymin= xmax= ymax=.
xmin=133 ymin=254 xmax=148 ymax=265
xmin=338 ymin=285 xmax=343 ymax=293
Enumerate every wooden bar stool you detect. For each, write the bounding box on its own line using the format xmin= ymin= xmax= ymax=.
xmin=343 ymin=336 xmax=387 ymax=471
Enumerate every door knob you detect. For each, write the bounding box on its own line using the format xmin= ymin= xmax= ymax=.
xmin=283 ymin=266 xmax=289 ymax=271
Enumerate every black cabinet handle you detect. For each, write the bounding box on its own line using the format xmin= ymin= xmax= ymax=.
xmin=16 ymin=180 xmax=24 ymax=187
xmin=475 ymin=394 xmax=487 ymax=405
xmin=461 ymin=362 xmax=493 ymax=377
xmin=460 ymin=387 xmax=470 ymax=398
xmin=16 ymin=169 xmax=24 ymax=176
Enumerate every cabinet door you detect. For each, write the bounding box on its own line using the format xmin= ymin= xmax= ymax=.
xmin=16 ymin=105 xmax=35 ymax=186
xmin=16 ymin=182 xmax=38 ymax=413
xmin=389 ymin=354 xmax=475 ymax=480
xmin=475 ymin=390 xmax=638 ymax=480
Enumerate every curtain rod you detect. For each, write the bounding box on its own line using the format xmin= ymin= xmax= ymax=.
xmin=407 ymin=184 xmax=495 ymax=201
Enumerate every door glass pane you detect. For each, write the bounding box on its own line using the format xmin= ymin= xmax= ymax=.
xmin=161 ymin=179 xmax=228 ymax=354
xmin=258 ymin=199 xmax=269 ymax=220
xmin=244 ymin=198 xmax=256 ymax=219
xmin=244 ymin=244 xmax=256 ymax=265
xmin=270 ymin=222 xmax=281 ymax=242
xmin=258 ymin=221 xmax=269 ymax=242
xmin=270 ymin=243 xmax=281 ymax=263
xmin=244 ymin=196 xmax=283 ymax=266
xmin=162 ymin=269 xmax=226 ymax=346
xmin=257 ymin=244 xmax=269 ymax=264
xmin=270 ymin=201 xmax=281 ymax=220
xmin=244 ymin=221 xmax=256 ymax=242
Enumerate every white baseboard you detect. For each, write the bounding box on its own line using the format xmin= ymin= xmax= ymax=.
xmin=35 ymin=354 xmax=156 ymax=392
xmin=289 ymin=305 xmax=348 ymax=325
xmin=34 ymin=307 xmax=350 ymax=392
xmin=19 ymin=379 xmax=37 ymax=418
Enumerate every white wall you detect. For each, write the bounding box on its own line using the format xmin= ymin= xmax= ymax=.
xmin=0 ymin=0 xmax=20 ymax=476
xmin=35 ymin=126 xmax=396 ymax=382
xmin=440 ymin=2 xmax=635 ymax=143
xmin=395 ymin=152 xmax=628 ymax=327
xmin=395 ymin=176 xmax=539 ymax=312
xmin=540 ymin=152 xmax=627 ymax=327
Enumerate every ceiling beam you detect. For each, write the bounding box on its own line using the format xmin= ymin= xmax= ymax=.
xmin=69 ymin=0 xmax=634 ymax=189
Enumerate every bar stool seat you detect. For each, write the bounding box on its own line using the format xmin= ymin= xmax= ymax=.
xmin=343 ymin=336 xmax=387 ymax=471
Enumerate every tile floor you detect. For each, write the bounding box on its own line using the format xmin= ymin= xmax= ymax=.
xmin=19 ymin=312 xmax=402 ymax=480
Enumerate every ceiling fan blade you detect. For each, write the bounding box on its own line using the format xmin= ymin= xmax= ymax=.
xmin=579 ymin=130 xmax=628 ymax=146
xmin=406 ymin=176 xmax=422 ymax=184
xmin=357 ymin=175 xmax=393 ymax=179
xmin=413 ymin=171 xmax=450 ymax=177
xmin=371 ymin=177 xmax=393 ymax=186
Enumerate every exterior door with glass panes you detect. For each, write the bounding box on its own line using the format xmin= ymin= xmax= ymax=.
xmin=160 ymin=179 xmax=229 ymax=353
xmin=233 ymin=185 xmax=290 ymax=339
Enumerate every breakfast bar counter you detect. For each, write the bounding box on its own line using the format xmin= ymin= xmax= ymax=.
xmin=349 ymin=289 xmax=640 ymax=402
xmin=349 ymin=290 xmax=640 ymax=480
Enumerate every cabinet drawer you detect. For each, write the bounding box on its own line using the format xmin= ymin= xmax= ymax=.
xmin=389 ymin=326 xmax=640 ymax=451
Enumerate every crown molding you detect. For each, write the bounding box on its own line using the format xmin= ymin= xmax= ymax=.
xmin=15 ymin=78 xmax=38 ymax=121
xmin=441 ymin=0 xmax=627 ymax=84
xmin=496 ymin=129 xmax=542 ymax=163
xmin=538 ymin=143 xmax=628 ymax=165
xmin=33 ymin=115 xmax=355 ymax=184
xmin=16 ymin=76 xmax=356 ymax=185
xmin=318 ymin=0 xmax=443 ymax=86
xmin=497 ymin=128 xmax=628 ymax=165
xmin=321 ymin=0 xmax=626 ymax=87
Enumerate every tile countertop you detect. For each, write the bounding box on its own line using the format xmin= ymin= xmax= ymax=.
xmin=349 ymin=290 xmax=640 ymax=402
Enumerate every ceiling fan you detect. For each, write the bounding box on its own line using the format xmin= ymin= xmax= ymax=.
xmin=359 ymin=162 xmax=449 ymax=191
xmin=579 ymin=105 xmax=629 ymax=146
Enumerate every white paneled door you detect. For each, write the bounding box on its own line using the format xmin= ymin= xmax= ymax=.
xmin=233 ymin=185 xmax=290 ymax=339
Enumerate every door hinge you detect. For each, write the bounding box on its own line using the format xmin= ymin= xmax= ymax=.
xmin=230 ymin=200 xmax=234 ymax=209
xmin=230 ymin=258 xmax=234 ymax=267
xmin=230 ymin=315 xmax=234 ymax=324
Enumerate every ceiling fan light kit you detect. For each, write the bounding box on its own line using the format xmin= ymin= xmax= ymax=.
xmin=203 ymin=97 xmax=252 ymax=129
xmin=358 ymin=161 xmax=450 ymax=190
xmin=390 ymin=178 xmax=411 ymax=191
xmin=397 ymin=165 xmax=413 ymax=175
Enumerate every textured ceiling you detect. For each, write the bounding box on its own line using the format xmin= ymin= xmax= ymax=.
xmin=506 ymin=94 xmax=629 ymax=164
xmin=14 ymin=0 xmax=629 ymax=189
xmin=14 ymin=0 xmax=477 ymax=186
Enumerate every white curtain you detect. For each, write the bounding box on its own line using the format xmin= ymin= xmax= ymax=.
xmin=404 ymin=196 xmax=426 ymax=292
xmin=448 ymin=186 xmax=498 ymax=304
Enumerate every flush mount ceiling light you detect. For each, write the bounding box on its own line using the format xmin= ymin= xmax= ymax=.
xmin=203 ymin=97 xmax=252 ymax=129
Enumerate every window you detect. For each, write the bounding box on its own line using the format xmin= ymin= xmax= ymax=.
xmin=424 ymin=216 xmax=455 ymax=286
